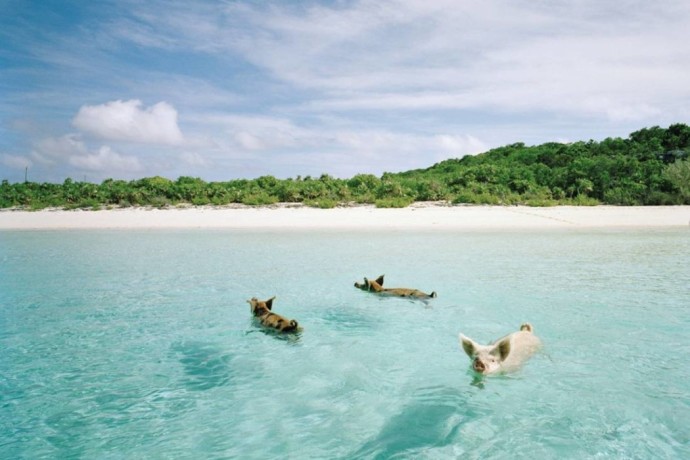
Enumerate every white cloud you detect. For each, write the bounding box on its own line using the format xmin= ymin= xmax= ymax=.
xmin=233 ymin=132 xmax=265 ymax=151
xmin=434 ymin=134 xmax=487 ymax=156
xmin=342 ymin=129 xmax=476 ymax=157
xmin=95 ymin=1 xmax=690 ymax=134
xmin=189 ymin=112 xmax=486 ymax=158
xmin=242 ymin=129 xmax=485 ymax=178
xmin=72 ymin=99 xmax=184 ymax=145
xmin=179 ymin=152 xmax=209 ymax=167
xmin=201 ymin=0 xmax=690 ymax=122
xmin=22 ymin=134 xmax=89 ymax=166
xmin=69 ymin=146 xmax=144 ymax=173
xmin=188 ymin=113 xmax=319 ymax=151
xmin=1 ymin=154 xmax=33 ymax=170
xmin=7 ymin=0 xmax=690 ymax=182
xmin=34 ymin=134 xmax=88 ymax=158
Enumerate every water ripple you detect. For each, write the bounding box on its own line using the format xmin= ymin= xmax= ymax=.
xmin=170 ymin=341 xmax=235 ymax=392
xmin=1 ymin=229 xmax=689 ymax=458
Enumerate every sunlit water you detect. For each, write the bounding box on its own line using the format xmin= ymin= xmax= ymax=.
xmin=1 ymin=228 xmax=689 ymax=459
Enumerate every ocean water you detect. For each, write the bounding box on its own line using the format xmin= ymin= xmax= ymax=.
xmin=1 ymin=227 xmax=689 ymax=459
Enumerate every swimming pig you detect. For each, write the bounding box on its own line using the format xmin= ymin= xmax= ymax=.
xmin=247 ymin=296 xmax=300 ymax=333
xmin=459 ymin=324 xmax=541 ymax=375
xmin=354 ymin=274 xmax=437 ymax=299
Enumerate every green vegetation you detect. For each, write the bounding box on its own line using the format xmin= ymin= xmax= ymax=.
xmin=2 ymin=124 xmax=689 ymax=209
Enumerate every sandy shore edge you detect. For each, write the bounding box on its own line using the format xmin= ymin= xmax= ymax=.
xmin=1 ymin=204 xmax=689 ymax=230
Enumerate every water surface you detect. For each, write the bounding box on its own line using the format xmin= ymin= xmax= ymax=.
xmin=1 ymin=228 xmax=689 ymax=458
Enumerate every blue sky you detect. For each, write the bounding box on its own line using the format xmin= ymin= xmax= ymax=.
xmin=1 ymin=0 xmax=689 ymax=183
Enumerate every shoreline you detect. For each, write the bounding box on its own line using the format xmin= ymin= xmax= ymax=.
xmin=1 ymin=204 xmax=689 ymax=230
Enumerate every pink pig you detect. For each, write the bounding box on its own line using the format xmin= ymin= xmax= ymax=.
xmin=459 ymin=323 xmax=542 ymax=375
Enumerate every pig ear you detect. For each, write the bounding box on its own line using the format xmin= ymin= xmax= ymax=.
xmin=375 ymin=275 xmax=385 ymax=286
xmin=266 ymin=296 xmax=276 ymax=310
xmin=459 ymin=334 xmax=476 ymax=357
xmin=366 ymin=278 xmax=383 ymax=292
xmin=494 ymin=338 xmax=511 ymax=361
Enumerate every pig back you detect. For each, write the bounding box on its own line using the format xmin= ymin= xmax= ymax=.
xmin=500 ymin=330 xmax=542 ymax=371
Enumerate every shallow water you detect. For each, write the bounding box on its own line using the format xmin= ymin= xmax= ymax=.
xmin=1 ymin=228 xmax=689 ymax=459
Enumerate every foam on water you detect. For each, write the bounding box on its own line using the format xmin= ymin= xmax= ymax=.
xmin=1 ymin=228 xmax=689 ymax=458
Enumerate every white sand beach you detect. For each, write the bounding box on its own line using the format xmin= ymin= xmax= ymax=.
xmin=1 ymin=204 xmax=689 ymax=230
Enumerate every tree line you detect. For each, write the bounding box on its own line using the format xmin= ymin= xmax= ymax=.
xmin=2 ymin=124 xmax=689 ymax=210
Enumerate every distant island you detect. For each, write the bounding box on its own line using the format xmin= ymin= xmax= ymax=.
xmin=2 ymin=124 xmax=689 ymax=210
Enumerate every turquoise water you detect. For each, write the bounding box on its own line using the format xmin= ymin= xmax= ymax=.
xmin=1 ymin=228 xmax=689 ymax=459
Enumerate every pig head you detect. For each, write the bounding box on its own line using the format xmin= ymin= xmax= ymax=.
xmin=459 ymin=323 xmax=541 ymax=375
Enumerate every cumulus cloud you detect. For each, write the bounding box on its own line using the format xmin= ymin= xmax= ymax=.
xmin=20 ymin=135 xmax=143 ymax=176
xmin=34 ymin=134 xmax=88 ymax=159
xmin=69 ymin=146 xmax=144 ymax=173
xmin=11 ymin=0 xmax=688 ymax=182
xmin=19 ymin=134 xmax=90 ymax=167
xmin=72 ymin=99 xmax=184 ymax=145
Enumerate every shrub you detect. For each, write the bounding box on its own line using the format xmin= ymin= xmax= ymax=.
xmin=644 ymin=191 xmax=682 ymax=205
xmin=191 ymin=196 xmax=211 ymax=206
xmin=451 ymin=191 xmax=500 ymax=205
xmin=663 ymin=158 xmax=690 ymax=200
xmin=304 ymin=198 xmax=338 ymax=209
xmin=568 ymin=195 xmax=600 ymax=206
xmin=524 ymin=198 xmax=559 ymax=207
xmin=374 ymin=197 xmax=414 ymax=208
xmin=241 ymin=192 xmax=278 ymax=206
xmin=603 ymin=187 xmax=638 ymax=205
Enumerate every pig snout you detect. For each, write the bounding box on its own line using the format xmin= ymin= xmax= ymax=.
xmin=472 ymin=359 xmax=486 ymax=373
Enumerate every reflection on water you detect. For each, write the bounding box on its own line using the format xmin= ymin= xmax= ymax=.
xmin=319 ymin=307 xmax=378 ymax=334
xmin=171 ymin=341 xmax=235 ymax=391
xmin=349 ymin=386 xmax=478 ymax=459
